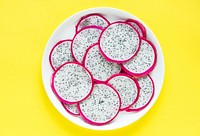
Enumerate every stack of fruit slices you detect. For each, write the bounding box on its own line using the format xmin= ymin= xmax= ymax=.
xmin=49 ymin=14 xmax=156 ymax=125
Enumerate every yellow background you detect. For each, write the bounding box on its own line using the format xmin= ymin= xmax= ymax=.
xmin=0 ymin=0 xmax=200 ymax=135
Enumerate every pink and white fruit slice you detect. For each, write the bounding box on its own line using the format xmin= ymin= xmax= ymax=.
xmin=125 ymin=19 xmax=147 ymax=38
xmin=127 ymin=75 xmax=155 ymax=112
xmin=76 ymin=13 xmax=110 ymax=32
xmin=49 ymin=40 xmax=75 ymax=71
xmin=78 ymin=83 xmax=121 ymax=125
xmin=71 ymin=26 xmax=103 ymax=63
xmin=99 ymin=21 xmax=141 ymax=63
xmin=122 ymin=38 xmax=157 ymax=77
xmin=62 ymin=102 xmax=80 ymax=116
xmin=51 ymin=62 xmax=94 ymax=104
xmin=107 ymin=73 xmax=140 ymax=111
xmin=83 ymin=43 xmax=121 ymax=82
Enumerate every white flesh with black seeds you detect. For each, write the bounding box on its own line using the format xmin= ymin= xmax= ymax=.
xmin=129 ymin=76 xmax=154 ymax=110
xmin=127 ymin=22 xmax=143 ymax=37
xmin=123 ymin=39 xmax=156 ymax=74
xmin=99 ymin=22 xmax=140 ymax=62
xmin=50 ymin=40 xmax=74 ymax=70
xmin=52 ymin=63 xmax=93 ymax=103
xmin=79 ymin=84 xmax=120 ymax=125
xmin=72 ymin=27 xmax=102 ymax=63
xmin=107 ymin=75 xmax=139 ymax=110
xmin=77 ymin=15 xmax=109 ymax=31
xmin=84 ymin=44 xmax=121 ymax=82
xmin=63 ymin=103 xmax=79 ymax=115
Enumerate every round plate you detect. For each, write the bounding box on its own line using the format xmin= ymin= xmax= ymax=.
xmin=42 ymin=7 xmax=165 ymax=130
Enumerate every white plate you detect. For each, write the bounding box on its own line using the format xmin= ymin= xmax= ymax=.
xmin=42 ymin=7 xmax=165 ymax=130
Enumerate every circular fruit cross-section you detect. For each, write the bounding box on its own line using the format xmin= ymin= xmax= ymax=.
xmin=78 ymin=83 xmax=121 ymax=125
xmin=83 ymin=43 xmax=121 ymax=82
xmin=122 ymin=38 xmax=157 ymax=77
xmin=62 ymin=103 xmax=80 ymax=116
xmin=127 ymin=75 xmax=154 ymax=112
xmin=125 ymin=19 xmax=147 ymax=38
xmin=99 ymin=22 xmax=141 ymax=63
xmin=107 ymin=73 xmax=139 ymax=111
xmin=71 ymin=26 xmax=103 ymax=63
xmin=51 ymin=62 xmax=94 ymax=104
xmin=76 ymin=13 xmax=110 ymax=32
xmin=49 ymin=40 xmax=75 ymax=71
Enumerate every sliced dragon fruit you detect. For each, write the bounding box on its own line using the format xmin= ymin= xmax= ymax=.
xmin=62 ymin=102 xmax=80 ymax=116
xmin=99 ymin=21 xmax=141 ymax=63
xmin=51 ymin=62 xmax=94 ymax=104
xmin=122 ymin=38 xmax=157 ymax=77
xmin=127 ymin=75 xmax=155 ymax=112
xmin=83 ymin=43 xmax=121 ymax=82
xmin=78 ymin=83 xmax=121 ymax=125
xmin=76 ymin=13 xmax=110 ymax=32
xmin=125 ymin=19 xmax=147 ymax=38
xmin=49 ymin=40 xmax=75 ymax=71
xmin=71 ymin=26 xmax=103 ymax=63
xmin=107 ymin=73 xmax=140 ymax=111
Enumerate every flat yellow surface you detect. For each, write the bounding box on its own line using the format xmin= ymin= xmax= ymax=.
xmin=0 ymin=0 xmax=200 ymax=136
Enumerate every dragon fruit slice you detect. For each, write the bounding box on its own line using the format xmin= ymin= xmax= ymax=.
xmin=99 ymin=21 xmax=141 ymax=63
xmin=49 ymin=40 xmax=75 ymax=71
xmin=71 ymin=26 xmax=103 ymax=63
xmin=62 ymin=102 xmax=80 ymax=116
xmin=51 ymin=62 xmax=94 ymax=104
xmin=125 ymin=19 xmax=147 ymax=38
xmin=83 ymin=43 xmax=121 ymax=82
xmin=107 ymin=73 xmax=140 ymax=111
xmin=76 ymin=13 xmax=110 ymax=32
xmin=127 ymin=75 xmax=155 ymax=112
xmin=122 ymin=38 xmax=157 ymax=77
xmin=78 ymin=83 xmax=121 ymax=125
